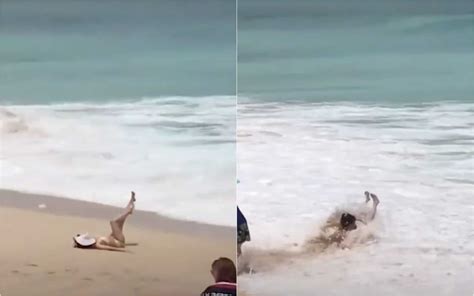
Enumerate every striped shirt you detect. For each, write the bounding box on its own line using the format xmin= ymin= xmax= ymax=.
xmin=200 ymin=282 xmax=236 ymax=296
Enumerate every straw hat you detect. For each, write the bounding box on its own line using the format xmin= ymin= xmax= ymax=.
xmin=73 ymin=233 xmax=96 ymax=247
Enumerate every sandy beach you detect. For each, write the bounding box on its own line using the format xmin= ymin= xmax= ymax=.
xmin=0 ymin=190 xmax=235 ymax=296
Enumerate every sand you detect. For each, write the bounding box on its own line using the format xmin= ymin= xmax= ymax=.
xmin=0 ymin=190 xmax=235 ymax=296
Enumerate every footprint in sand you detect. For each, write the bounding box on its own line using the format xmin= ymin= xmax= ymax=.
xmin=146 ymin=277 xmax=160 ymax=283
xmin=82 ymin=277 xmax=94 ymax=281
xmin=139 ymin=276 xmax=160 ymax=283
xmin=65 ymin=268 xmax=79 ymax=274
xmin=97 ymin=271 xmax=112 ymax=277
xmin=10 ymin=270 xmax=31 ymax=277
xmin=25 ymin=263 xmax=39 ymax=267
xmin=47 ymin=271 xmax=56 ymax=275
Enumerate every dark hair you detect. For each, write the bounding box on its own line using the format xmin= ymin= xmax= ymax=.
xmin=211 ymin=257 xmax=236 ymax=283
xmin=340 ymin=212 xmax=356 ymax=229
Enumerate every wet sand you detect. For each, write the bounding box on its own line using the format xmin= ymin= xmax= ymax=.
xmin=0 ymin=190 xmax=235 ymax=296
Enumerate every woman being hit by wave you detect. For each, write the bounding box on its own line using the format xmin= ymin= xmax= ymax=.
xmin=321 ymin=191 xmax=380 ymax=245
xmin=308 ymin=191 xmax=380 ymax=249
xmin=238 ymin=192 xmax=381 ymax=274
xmin=201 ymin=257 xmax=237 ymax=296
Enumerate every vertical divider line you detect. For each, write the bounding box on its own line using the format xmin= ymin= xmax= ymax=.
xmin=235 ymin=0 xmax=239 ymax=280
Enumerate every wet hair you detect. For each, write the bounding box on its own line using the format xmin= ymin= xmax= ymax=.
xmin=211 ymin=257 xmax=236 ymax=283
xmin=72 ymin=234 xmax=80 ymax=248
xmin=340 ymin=212 xmax=357 ymax=230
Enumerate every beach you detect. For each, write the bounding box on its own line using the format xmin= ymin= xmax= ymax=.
xmin=0 ymin=190 xmax=234 ymax=296
xmin=0 ymin=97 xmax=236 ymax=227
xmin=0 ymin=1 xmax=237 ymax=295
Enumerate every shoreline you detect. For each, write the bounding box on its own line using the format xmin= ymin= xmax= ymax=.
xmin=0 ymin=189 xmax=235 ymax=296
xmin=0 ymin=189 xmax=233 ymax=238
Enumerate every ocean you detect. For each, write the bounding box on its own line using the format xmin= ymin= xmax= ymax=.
xmin=238 ymin=0 xmax=474 ymax=102
xmin=237 ymin=1 xmax=474 ymax=295
xmin=0 ymin=0 xmax=236 ymax=226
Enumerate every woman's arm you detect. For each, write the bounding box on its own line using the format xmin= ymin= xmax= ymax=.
xmin=321 ymin=219 xmax=340 ymax=231
xmin=95 ymin=243 xmax=129 ymax=252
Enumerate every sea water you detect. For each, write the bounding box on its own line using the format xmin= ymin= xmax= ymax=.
xmin=237 ymin=1 xmax=474 ymax=294
xmin=238 ymin=101 xmax=473 ymax=295
xmin=0 ymin=0 xmax=236 ymax=226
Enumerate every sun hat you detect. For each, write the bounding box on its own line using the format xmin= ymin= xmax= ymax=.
xmin=73 ymin=233 xmax=96 ymax=248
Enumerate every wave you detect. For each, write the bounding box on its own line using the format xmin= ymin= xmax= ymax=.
xmin=0 ymin=96 xmax=235 ymax=226
xmin=238 ymin=201 xmax=379 ymax=274
xmin=384 ymin=14 xmax=474 ymax=34
xmin=237 ymin=100 xmax=473 ymax=293
xmin=0 ymin=109 xmax=29 ymax=134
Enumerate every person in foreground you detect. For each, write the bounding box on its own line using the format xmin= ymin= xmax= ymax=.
xmin=200 ymin=257 xmax=237 ymax=296
xmin=237 ymin=206 xmax=251 ymax=257
xmin=321 ymin=191 xmax=380 ymax=245
xmin=73 ymin=191 xmax=136 ymax=252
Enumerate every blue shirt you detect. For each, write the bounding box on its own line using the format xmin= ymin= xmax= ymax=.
xmin=237 ymin=206 xmax=247 ymax=226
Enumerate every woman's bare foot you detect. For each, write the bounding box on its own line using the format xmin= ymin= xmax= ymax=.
xmin=127 ymin=192 xmax=136 ymax=214
xmin=364 ymin=191 xmax=370 ymax=203
xmin=370 ymin=193 xmax=379 ymax=206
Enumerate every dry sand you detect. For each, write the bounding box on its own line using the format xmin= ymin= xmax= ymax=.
xmin=0 ymin=190 xmax=235 ymax=296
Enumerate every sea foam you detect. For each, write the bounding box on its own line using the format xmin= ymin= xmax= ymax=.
xmin=0 ymin=96 xmax=236 ymax=226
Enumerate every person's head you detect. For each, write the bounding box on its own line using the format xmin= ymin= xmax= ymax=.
xmin=340 ymin=213 xmax=357 ymax=231
xmin=73 ymin=234 xmax=80 ymax=248
xmin=210 ymin=257 xmax=236 ymax=283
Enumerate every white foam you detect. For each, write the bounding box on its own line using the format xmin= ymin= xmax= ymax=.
xmin=0 ymin=96 xmax=236 ymax=226
xmin=237 ymin=101 xmax=474 ymax=295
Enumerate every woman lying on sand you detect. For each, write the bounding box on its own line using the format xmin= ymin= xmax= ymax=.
xmin=320 ymin=191 xmax=380 ymax=245
xmin=73 ymin=191 xmax=136 ymax=251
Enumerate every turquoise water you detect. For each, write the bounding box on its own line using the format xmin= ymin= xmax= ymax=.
xmin=0 ymin=0 xmax=235 ymax=104
xmin=0 ymin=0 xmax=236 ymax=225
xmin=238 ymin=0 xmax=474 ymax=102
